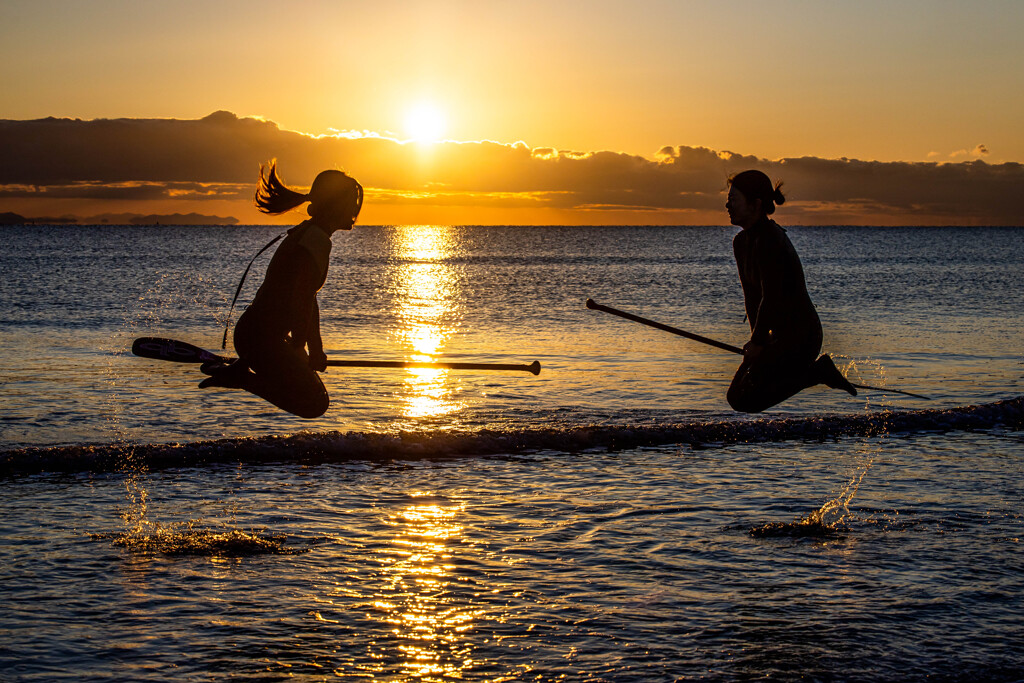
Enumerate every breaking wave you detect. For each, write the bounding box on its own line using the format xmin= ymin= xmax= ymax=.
xmin=3 ymin=396 xmax=1021 ymax=476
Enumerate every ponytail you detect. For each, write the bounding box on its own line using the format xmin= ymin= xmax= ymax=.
xmin=254 ymin=160 xmax=309 ymax=214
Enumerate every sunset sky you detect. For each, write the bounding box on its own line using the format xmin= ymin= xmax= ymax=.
xmin=2 ymin=0 xmax=1023 ymax=225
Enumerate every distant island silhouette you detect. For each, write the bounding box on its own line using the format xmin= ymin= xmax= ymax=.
xmin=0 ymin=211 xmax=239 ymax=226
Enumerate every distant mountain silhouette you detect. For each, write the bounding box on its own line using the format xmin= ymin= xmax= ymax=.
xmin=124 ymin=212 xmax=240 ymax=226
xmin=0 ymin=211 xmax=238 ymax=225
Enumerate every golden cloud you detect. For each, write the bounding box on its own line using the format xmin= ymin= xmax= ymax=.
xmin=1 ymin=111 xmax=1021 ymax=225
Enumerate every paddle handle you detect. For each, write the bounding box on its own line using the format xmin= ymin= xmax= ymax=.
xmin=585 ymin=299 xmax=744 ymax=354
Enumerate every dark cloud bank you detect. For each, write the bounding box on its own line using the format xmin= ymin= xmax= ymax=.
xmin=1 ymin=111 xmax=1021 ymax=225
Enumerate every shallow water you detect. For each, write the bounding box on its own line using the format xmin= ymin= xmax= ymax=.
xmin=3 ymin=433 xmax=1022 ymax=681
xmin=1 ymin=225 xmax=1022 ymax=680
xmin=2 ymin=225 xmax=1022 ymax=448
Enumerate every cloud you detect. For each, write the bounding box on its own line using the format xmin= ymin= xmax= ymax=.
xmin=944 ymin=143 xmax=991 ymax=161
xmin=1 ymin=112 xmax=1021 ymax=225
xmin=0 ymin=180 xmax=248 ymax=201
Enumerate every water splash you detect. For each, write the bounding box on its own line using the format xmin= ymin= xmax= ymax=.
xmin=94 ymin=272 xmax=272 ymax=557
xmin=751 ymin=442 xmax=878 ymax=538
xmin=835 ymin=354 xmax=908 ymax=410
xmin=93 ymin=519 xmax=305 ymax=556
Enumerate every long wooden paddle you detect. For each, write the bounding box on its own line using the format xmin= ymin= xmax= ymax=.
xmin=132 ymin=337 xmax=541 ymax=375
xmin=586 ymin=299 xmax=930 ymax=400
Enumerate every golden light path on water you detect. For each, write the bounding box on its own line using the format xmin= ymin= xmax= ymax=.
xmin=369 ymin=226 xmax=486 ymax=676
xmin=371 ymin=496 xmax=482 ymax=679
xmin=388 ymin=226 xmax=466 ymax=420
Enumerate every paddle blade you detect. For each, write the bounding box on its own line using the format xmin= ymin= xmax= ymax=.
xmin=132 ymin=337 xmax=230 ymax=364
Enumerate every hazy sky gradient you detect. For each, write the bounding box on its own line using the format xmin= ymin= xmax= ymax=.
xmin=4 ymin=0 xmax=1022 ymax=162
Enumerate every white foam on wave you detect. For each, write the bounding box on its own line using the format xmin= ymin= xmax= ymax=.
xmin=3 ymin=396 xmax=1021 ymax=476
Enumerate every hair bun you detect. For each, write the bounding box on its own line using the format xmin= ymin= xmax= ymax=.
xmin=773 ymin=182 xmax=786 ymax=206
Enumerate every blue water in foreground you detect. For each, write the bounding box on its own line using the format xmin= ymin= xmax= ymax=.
xmin=1 ymin=225 xmax=1023 ymax=681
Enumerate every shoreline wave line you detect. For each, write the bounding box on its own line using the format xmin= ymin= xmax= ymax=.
xmin=2 ymin=396 xmax=1021 ymax=476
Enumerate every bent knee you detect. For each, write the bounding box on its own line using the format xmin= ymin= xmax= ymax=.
xmin=727 ymin=390 xmax=765 ymax=414
xmin=293 ymin=394 xmax=329 ymax=419
xmin=727 ymin=380 xmax=773 ymax=413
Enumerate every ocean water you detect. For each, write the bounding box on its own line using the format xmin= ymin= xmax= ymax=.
xmin=1 ymin=224 xmax=1022 ymax=681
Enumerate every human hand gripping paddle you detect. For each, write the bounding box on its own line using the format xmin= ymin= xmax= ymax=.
xmin=585 ymin=299 xmax=930 ymax=400
xmin=132 ymin=337 xmax=541 ymax=375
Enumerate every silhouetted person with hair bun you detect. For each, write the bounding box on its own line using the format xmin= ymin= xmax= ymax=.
xmin=200 ymin=161 xmax=363 ymax=418
xmin=725 ymin=169 xmax=856 ymax=413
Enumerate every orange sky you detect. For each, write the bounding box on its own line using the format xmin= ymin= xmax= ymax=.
xmin=2 ymin=1 xmax=1023 ymax=225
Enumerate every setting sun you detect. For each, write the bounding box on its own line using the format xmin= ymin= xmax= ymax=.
xmin=403 ymin=102 xmax=446 ymax=142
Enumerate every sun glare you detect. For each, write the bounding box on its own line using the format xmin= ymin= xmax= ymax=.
xmin=404 ymin=103 xmax=446 ymax=142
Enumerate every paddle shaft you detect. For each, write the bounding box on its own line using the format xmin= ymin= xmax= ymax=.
xmin=132 ymin=337 xmax=540 ymax=375
xmin=586 ymin=299 xmax=743 ymax=354
xmin=326 ymin=359 xmax=541 ymax=375
xmin=585 ymin=299 xmax=930 ymax=400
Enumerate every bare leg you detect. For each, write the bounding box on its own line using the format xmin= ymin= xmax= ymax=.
xmin=728 ymin=353 xmax=857 ymax=413
xmin=240 ymin=366 xmax=329 ymax=418
xmin=200 ymin=334 xmax=329 ymax=418
xmin=727 ymin=358 xmax=810 ymax=413
xmin=810 ymin=355 xmax=857 ymax=396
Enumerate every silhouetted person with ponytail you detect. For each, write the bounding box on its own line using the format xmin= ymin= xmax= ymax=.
xmin=200 ymin=161 xmax=363 ymax=418
xmin=725 ymin=169 xmax=856 ymax=413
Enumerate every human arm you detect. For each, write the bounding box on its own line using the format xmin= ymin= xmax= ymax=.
xmin=305 ymin=298 xmax=327 ymax=372
xmin=742 ymin=339 xmax=765 ymax=360
xmin=260 ymin=239 xmax=327 ymax=370
xmin=748 ymin=234 xmax=787 ymax=348
xmin=283 ymin=274 xmax=327 ymax=372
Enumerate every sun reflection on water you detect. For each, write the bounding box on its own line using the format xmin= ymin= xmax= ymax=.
xmin=388 ymin=226 xmax=466 ymax=419
xmin=372 ymin=494 xmax=484 ymax=679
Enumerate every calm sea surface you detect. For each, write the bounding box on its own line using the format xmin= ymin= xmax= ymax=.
xmin=1 ymin=224 xmax=1022 ymax=681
